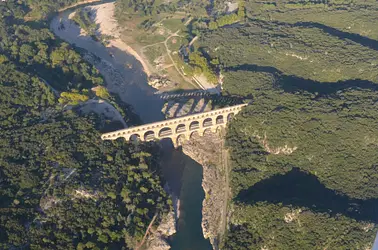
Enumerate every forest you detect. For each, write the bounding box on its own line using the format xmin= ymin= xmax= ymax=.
xmin=0 ymin=1 xmax=170 ymax=249
xmin=112 ymin=0 xmax=378 ymax=248
xmin=3 ymin=0 xmax=378 ymax=248
xmin=193 ymin=1 xmax=378 ymax=248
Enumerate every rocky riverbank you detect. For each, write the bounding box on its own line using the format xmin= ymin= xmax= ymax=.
xmin=181 ymin=132 xmax=228 ymax=250
xmin=146 ymin=211 xmax=176 ymax=250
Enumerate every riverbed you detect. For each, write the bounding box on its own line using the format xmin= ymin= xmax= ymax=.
xmin=50 ymin=3 xmax=212 ymax=249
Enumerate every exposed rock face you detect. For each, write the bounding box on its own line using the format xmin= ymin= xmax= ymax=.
xmin=148 ymin=75 xmax=173 ymax=89
xmin=147 ymin=212 xmax=176 ymax=250
xmin=254 ymin=132 xmax=298 ymax=155
xmin=181 ymin=132 xmax=227 ymax=250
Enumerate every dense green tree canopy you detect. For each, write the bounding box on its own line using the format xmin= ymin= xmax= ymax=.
xmin=0 ymin=1 xmax=171 ymax=249
xmin=196 ymin=5 xmax=378 ymax=249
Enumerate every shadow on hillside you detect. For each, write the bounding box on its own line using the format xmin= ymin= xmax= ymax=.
xmin=248 ymin=18 xmax=378 ymax=51
xmin=225 ymin=64 xmax=378 ymax=97
xmin=236 ymin=168 xmax=378 ymax=222
xmin=294 ymin=21 xmax=378 ymax=51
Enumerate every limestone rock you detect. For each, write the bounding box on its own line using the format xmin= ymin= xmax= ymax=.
xmin=146 ymin=212 xmax=176 ymax=250
xmin=148 ymin=75 xmax=172 ymax=89
xmin=181 ymin=132 xmax=227 ymax=250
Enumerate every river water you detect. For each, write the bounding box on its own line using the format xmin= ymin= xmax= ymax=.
xmin=51 ymin=4 xmax=212 ymax=249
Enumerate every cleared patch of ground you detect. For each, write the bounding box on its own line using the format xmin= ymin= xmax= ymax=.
xmin=80 ymin=99 xmax=127 ymax=128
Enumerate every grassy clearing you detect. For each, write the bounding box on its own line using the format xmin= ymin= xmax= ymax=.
xmin=161 ymin=18 xmax=185 ymax=32
xmin=144 ymin=44 xmax=166 ymax=65
xmin=135 ymin=33 xmax=166 ymax=46
xmin=165 ymin=66 xmax=196 ymax=90
xmin=167 ymin=36 xmax=186 ymax=51
xmin=116 ymin=13 xmax=198 ymax=90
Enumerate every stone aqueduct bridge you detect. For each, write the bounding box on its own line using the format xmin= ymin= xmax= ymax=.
xmin=101 ymin=103 xmax=248 ymax=147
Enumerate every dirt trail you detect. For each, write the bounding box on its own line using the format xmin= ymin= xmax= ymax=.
xmin=136 ymin=213 xmax=158 ymax=250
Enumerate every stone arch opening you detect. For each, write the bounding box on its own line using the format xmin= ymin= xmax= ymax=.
xmin=190 ymin=131 xmax=199 ymax=139
xmin=203 ymin=128 xmax=212 ymax=135
xmin=144 ymin=131 xmax=155 ymax=141
xmin=159 ymin=127 xmax=173 ymax=137
xmin=176 ymin=134 xmax=186 ymax=147
xmin=203 ymin=118 xmax=213 ymax=127
xmin=216 ymin=115 xmax=224 ymax=124
xmin=176 ymin=124 xmax=186 ymax=133
xmin=129 ymin=134 xmax=141 ymax=141
xmin=227 ymin=113 xmax=235 ymax=121
xmin=189 ymin=121 xmax=200 ymax=131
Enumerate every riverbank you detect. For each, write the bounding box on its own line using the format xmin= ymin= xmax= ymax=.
xmin=87 ymin=2 xmax=154 ymax=76
xmin=181 ymin=131 xmax=229 ymax=250
xmin=50 ymin=2 xmax=214 ymax=249
xmin=51 ymin=8 xmax=166 ymax=123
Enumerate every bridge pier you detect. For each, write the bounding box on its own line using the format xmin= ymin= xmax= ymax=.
xmin=172 ymin=138 xmax=178 ymax=148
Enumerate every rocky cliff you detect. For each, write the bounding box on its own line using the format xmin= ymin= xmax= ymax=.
xmin=181 ymin=131 xmax=228 ymax=250
xmin=146 ymin=211 xmax=176 ymax=250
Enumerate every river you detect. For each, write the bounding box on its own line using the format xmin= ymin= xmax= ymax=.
xmin=50 ymin=3 xmax=212 ymax=250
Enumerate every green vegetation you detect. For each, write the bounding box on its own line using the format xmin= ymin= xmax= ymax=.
xmin=195 ymin=4 xmax=378 ymax=249
xmin=161 ymin=17 xmax=185 ymax=32
xmin=24 ymin=0 xmax=79 ymax=20
xmin=0 ymin=9 xmax=103 ymax=91
xmin=209 ymin=5 xmax=246 ymax=31
xmin=202 ymin=21 xmax=378 ymax=83
xmin=58 ymin=91 xmax=90 ymax=105
xmin=114 ymin=0 xmax=249 ymax=84
xmin=136 ymin=32 xmax=166 ymax=46
xmin=115 ymin=0 xmax=177 ymax=16
xmin=0 ymin=1 xmax=171 ymax=249
xmin=72 ymin=8 xmax=98 ymax=38
xmin=226 ymin=202 xmax=374 ymax=250
xmin=188 ymin=51 xmax=218 ymax=83
xmin=144 ymin=44 xmax=166 ymax=65
xmin=244 ymin=0 xmax=378 ymax=41
xmin=93 ymin=86 xmax=111 ymax=99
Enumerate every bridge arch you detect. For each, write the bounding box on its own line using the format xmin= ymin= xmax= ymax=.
xmin=159 ymin=127 xmax=173 ymax=137
xmin=203 ymin=128 xmax=212 ymax=135
xmin=189 ymin=121 xmax=200 ymax=131
xmin=190 ymin=131 xmax=199 ymax=139
xmin=176 ymin=124 xmax=186 ymax=133
xmin=129 ymin=134 xmax=141 ymax=141
xmin=227 ymin=113 xmax=235 ymax=121
xmin=144 ymin=131 xmax=155 ymax=141
xmin=216 ymin=115 xmax=224 ymax=124
xmin=203 ymin=118 xmax=213 ymax=127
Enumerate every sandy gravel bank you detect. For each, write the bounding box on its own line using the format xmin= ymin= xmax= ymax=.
xmin=89 ymin=2 xmax=153 ymax=76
